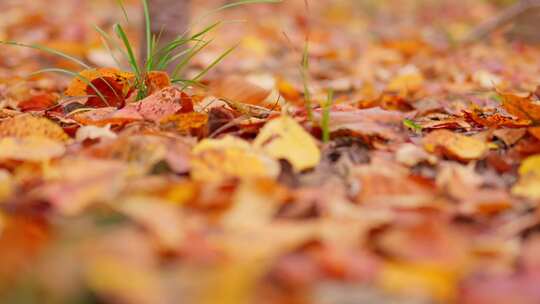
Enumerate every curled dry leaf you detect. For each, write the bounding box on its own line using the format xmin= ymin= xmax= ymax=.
xmin=423 ymin=130 xmax=489 ymax=161
xmin=253 ymin=115 xmax=321 ymax=172
xmin=192 ymin=136 xmax=279 ymax=182
xmin=0 ymin=114 xmax=69 ymax=141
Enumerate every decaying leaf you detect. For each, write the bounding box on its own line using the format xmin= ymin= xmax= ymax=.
xmin=253 ymin=115 xmax=321 ymax=171
xmin=423 ymin=130 xmax=489 ymax=161
xmin=125 ymin=86 xmax=193 ymax=122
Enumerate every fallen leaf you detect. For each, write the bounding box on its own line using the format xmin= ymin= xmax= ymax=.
xmin=500 ymin=92 xmax=540 ymax=123
xmin=160 ymin=112 xmax=208 ymax=137
xmin=512 ymin=154 xmax=540 ymax=200
xmin=192 ymin=136 xmax=279 ymax=182
xmin=17 ymin=92 xmax=58 ymax=112
xmin=0 ymin=115 xmax=69 ymax=141
xmin=65 ymin=67 xmax=135 ymax=108
xmin=0 ymin=136 xmax=65 ymax=161
xmin=145 ymin=71 xmax=171 ymax=95
xmin=423 ymin=130 xmax=489 ymax=161
xmin=127 ymin=86 xmax=192 ymax=122
xmin=253 ymin=115 xmax=321 ymax=171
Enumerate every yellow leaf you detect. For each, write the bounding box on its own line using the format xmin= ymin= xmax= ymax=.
xmin=192 ymin=136 xmax=279 ymax=182
xmin=253 ymin=115 xmax=321 ymax=171
xmin=379 ymin=262 xmax=458 ymax=302
xmin=0 ymin=115 xmax=69 ymax=142
xmin=423 ymin=130 xmax=489 ymax=161
xmin=518 ymin=154 xmax=540 ymax=176
xmin=512 ymin=154 xmax=540 ymax=200
xmin=0 ymin=137 xmax=65 ymax=161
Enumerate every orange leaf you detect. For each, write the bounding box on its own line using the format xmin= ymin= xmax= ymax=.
xmin=0 ymin=115 xmax=69 ymax=141
xmin=500 ymin=92 xmax=540 ymax=123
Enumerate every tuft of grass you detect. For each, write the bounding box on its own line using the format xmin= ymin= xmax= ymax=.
xmin=321 ymin=89 xmax=333 ymax=143
xmin=2 ymin=0 xmax=282 ymax=103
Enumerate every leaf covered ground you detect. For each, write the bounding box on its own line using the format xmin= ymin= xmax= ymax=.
xmin=2 ymin=0 xmax=540 ymax=303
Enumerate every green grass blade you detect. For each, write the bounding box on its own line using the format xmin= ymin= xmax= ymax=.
xmin=196 ymin=0 xmax=282 ymax=24
xmin=321 ymin=89 xmax=333 ymax=143
xmin=115 ymin=0 xmax=130 ymax=24
xmin=0 ymin=41 xmax=91 ymax=69
xmin=171 ymin=39 xmax=213 ymax=79
xmin=29 ymin=68 xmax=108 ymax=105
xmin=183 ymin=44 xmax=237 ymax=90
xmin=151 ymin=21 xmax=219 ymax=65
xmin=403 ymin=118 xmax=423 ymax=134
xmin=142 ymin=0 xmax=152 ymax=65
xmin=171 ymin=78 xmax=207 ymax=89
xmin=94 ymin=25 xmax=125 ymax=69
xmin=113 ymin=23 xmax=141 ymax=77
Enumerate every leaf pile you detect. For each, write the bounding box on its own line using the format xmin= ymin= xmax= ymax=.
xmin=2 ymin=1 xmax=540 ymax=304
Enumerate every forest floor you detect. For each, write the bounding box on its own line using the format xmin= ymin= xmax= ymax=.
xmin=1 ymin=1 xmax=540 ymax=303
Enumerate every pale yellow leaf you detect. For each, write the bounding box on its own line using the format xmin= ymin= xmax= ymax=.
xmin=253 ymin=115 xmax=320 ymax=171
